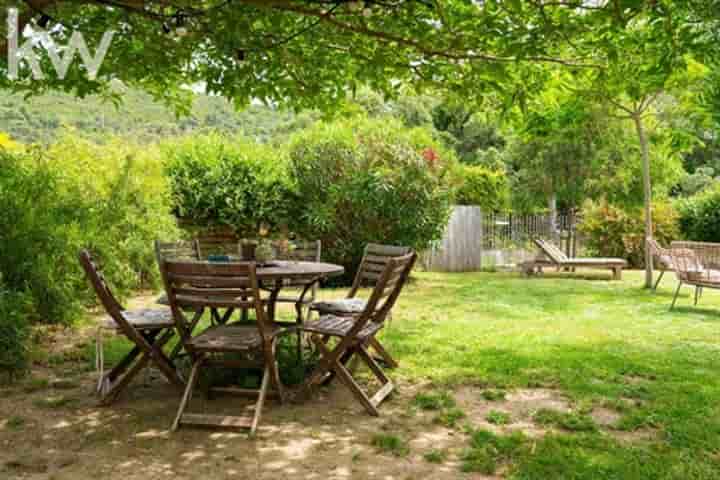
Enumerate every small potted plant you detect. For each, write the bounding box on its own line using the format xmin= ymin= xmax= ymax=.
xmin=255 ymin=239 xmax=274 ymax=264
xmin=253 ymin=223 xmax=275 ymax=264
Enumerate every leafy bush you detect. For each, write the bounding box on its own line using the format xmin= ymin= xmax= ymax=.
xmin=287 ymin=117 xmax=455 ymax=282
xmin=678 ymin=184 xmax=720 ymax=241
xmin=454 ymin=165 xmax=510 ymax=211
xmin=163 ymin=133 xmax=293 ymax=236
xmin=0 ymin=279 xmax=31 ymax=379
xmin=678 ymin=166 xmax=718 ymax=196
xmin=0 ymin=137 xmax=179 ymax=326
xmin=45 ymin=135 xmax=181 ymax=292
xmin=578 ymin=200 xmax=680 ymax=267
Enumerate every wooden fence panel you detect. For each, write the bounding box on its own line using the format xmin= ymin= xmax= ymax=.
xmin=425 ymin=206 xmax=483 ymax=272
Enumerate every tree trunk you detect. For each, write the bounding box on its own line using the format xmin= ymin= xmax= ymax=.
xmin=633 ymin=113 xmax=654 ymax=288
xmin=548 ymin=193 xmax=558 ymax=244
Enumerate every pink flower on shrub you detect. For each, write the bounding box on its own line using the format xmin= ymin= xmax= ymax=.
xmin=423 ymin=148 xmax=439 ymax=168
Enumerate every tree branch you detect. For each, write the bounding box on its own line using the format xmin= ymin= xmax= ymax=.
xmin=0 ymin=0 xmax=56 ymax=57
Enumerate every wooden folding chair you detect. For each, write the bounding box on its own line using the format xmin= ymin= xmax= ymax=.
xmin=299 ymin=252 xmax=416 ymax=416
xmin=159 ymin=259 xmax=287 ymax=434
xmin=155 ymin=240 xmax=240 ymax=326
xmin=309 ymin=243 xmax=411 ymax=368
xmin=195 ymin=235 xmax=240 ymax=258
xmin=79 ymin=250 xmax=183 ymax=405
xmin=154 ymin=240 xmax=200 ymax=305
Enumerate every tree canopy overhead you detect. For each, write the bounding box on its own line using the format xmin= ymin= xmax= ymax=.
xmin=1 ymin=1 xmax=716 ymax=109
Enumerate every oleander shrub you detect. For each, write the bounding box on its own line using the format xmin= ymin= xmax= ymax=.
xmin=163 ymin=133 xmax=294 ymax=236
xmin=287 ymin=117 xmax=455 ymax=282
xmin=579 ymin=200 xmax=680 ymax=267
xmin=677 ymin=185 xmax=720 ymax=242
xmin=454 ymin=165 xmax=510 ymax=212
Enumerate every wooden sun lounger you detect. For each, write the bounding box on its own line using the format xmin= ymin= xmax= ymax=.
xmin=521 ymin=238 xmax=627 ymax=280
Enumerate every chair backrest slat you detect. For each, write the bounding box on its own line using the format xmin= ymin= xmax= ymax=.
xmin=671 ymin=241 xmax=720 ymax=270
xmin=196 ymin=236 xmax=240 ymax=258
xmin=349 ymin=243 xmax=412 ymax=296
xmin=647 ymin=238 xmax=672 ymax=269
xmin=667 ymin=247 xmax=705 ymax=282
xmin=79 ymin=250 xmax=148 ymax=345
xmin=366 ymin=244 xmax=412 ymax=257
xmin=535 ymin=239 xmax=568 ymax=263
xmin=155 ymin=240 xmax=200 ymax=260
xmin=274 ymin=239 xmax=321 ymax=262
xmin=163 ymin=274 xmax=251 ymax=288
xmin=358 ymin=252 xmax=417 ymax=328
xmin=79 ymin=249 xmax=124 ymax=315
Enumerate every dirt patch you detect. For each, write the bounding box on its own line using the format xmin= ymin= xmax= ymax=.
xmin=610 ymin=428 xmax=659 ymax=443
xmin=454 ymin=387 xmax=572 ymax=437
xmin=590 ymin=406 xmax=622 ymax=427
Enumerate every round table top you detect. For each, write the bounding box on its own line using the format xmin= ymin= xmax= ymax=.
xmin=166 ymin=258 xmax=344 ymax=281
xmin=255 ymin=260 xmax=344 ymax=280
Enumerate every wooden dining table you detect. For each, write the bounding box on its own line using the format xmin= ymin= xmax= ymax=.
xmin=252 ymin=260 xmax=345 ymax=322
xmin=159 ymin=259 xmax=345 ymax=324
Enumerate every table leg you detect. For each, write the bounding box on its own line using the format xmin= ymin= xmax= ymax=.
xmin=267 ymin=279 xmax=282 ymax=323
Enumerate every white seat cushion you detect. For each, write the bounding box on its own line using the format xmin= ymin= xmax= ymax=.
xmin=100 ymin=308 xmax=174 ymax=330
xmin=310 ymin=298 xmax=367 ymax=314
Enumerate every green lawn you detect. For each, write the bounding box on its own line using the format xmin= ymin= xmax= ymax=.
xmin=382 ymin=270 xmax=720 ymax=478
xmin=92 ymin=269 xmax=720 ymax=478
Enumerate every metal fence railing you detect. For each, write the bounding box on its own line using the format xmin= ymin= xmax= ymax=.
xmin=425 ymin=207 xmax=582 ymax=272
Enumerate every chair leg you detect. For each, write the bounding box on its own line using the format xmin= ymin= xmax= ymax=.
xmin=172 ymin=357 xmax=203 ymax=432
xmin=219 ymin=308 xmax=235 ymax=324
xmin=250 ymin=365 xmax=271 ymax=436
xmin=357 ymin=344 xmax=394 ymax=409
xmin=299 ymin=336 xmax=338 ymax=401
xmin=312 ymin=338 xmax=382 ymax=416
xmin=367 ymin=337 xmax=398 ymax=369
xmin=105 ymin=345 xmax=142 ymax=384
xmin=152 ymin=348 xmax=185 ymax=389
xmin=294 ymin=302 xmax=304 ymax=367
xmin=100 ymin=353 xmax=151 ymax=405
xmin=169 ymin=308 xmax=204 ymax=361
xmin=267 ymin=340 xmax=285 ymax=404
xmin=321 ymin=344 xmax=354 ymax=387
xmin=670 ymin=282 xmax=683 ymax=310
xmin=331 ymin=351 xmax=380 ymax=416
xmin=149 ymin=330 xmax=185 ymax=389
xmin=653 ymin=269 xmax=665 ymax=291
